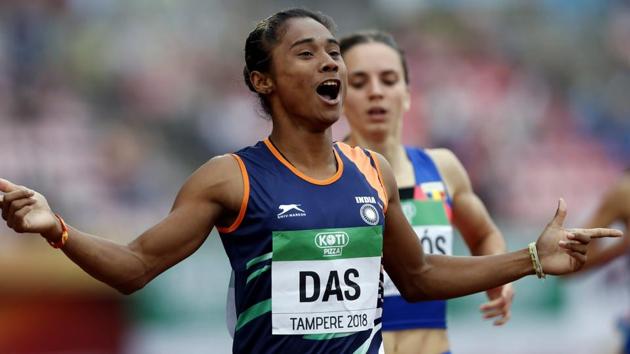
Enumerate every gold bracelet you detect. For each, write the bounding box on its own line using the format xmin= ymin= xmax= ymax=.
xmin=49 ymin=214 xmax=69 ymax=249
xmin=528 ymin=242 xmax=545 ymax=279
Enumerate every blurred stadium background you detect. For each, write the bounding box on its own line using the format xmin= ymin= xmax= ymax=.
xmin=0 ymin=0 xmax=628 ymax=353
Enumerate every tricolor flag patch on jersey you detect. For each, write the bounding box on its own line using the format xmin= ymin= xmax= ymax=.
xmin=420 ymin=181 xmax=447 ymax=201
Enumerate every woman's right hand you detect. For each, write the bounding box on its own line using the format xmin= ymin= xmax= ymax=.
xmin=0 ymin=178 xmax=61 ymax=241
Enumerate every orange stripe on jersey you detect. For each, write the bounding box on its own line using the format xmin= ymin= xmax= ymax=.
xmin=217 ymin=154 xmax=250 ymax=233
xmin=263 ymin=138 xmax=344 ymax=186
xmin=336 ymin=142 xmax=389 ymax=213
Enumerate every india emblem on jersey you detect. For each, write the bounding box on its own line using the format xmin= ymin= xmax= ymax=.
xmin=360 ymin=204 xmax=380 ymax=225
xmin=420 ymin=181 xmax=446 ymax=201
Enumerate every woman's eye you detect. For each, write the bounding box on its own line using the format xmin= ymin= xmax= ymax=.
xmin=349 ymin=81 xmax=366 ymax=89
xmin=382 ymin=74 xmax=399 ymax=86
xmin=383 ymin=79 xmax=397 ymax=86
xmin=329 ymin=51 xmax=340 ymax=58
xmin=299 ymin=51 xmax=313 ymax=57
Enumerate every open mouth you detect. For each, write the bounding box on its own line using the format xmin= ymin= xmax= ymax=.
xmin=316 ymin=79 xmax=341 ymax=102
xmin=368 ymin=107 xmax=387 ymax=115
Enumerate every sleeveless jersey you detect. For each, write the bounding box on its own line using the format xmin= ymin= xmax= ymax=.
xmin=218 ymin=139 xmax=388 ymax=354
xmin=381 ymin=146 xmax=454 ymax=330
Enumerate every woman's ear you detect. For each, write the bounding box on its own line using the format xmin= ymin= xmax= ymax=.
xmin=250 ymin=71 xmax=274 ymax=94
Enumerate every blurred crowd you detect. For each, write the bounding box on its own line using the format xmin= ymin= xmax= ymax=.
xmin=393 ymin=2 xmax=629 ymax=223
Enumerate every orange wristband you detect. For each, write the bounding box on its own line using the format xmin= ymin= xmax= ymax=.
xmin=49 ymin=214 xmax=69 ymax=249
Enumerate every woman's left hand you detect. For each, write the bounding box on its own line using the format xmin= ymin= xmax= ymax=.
xmin=536 ymin=199 xmax=623 ymax=275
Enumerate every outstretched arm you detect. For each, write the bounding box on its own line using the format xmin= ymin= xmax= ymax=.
xmin=428 ymin=148 xmax=513 ymax=325
xmin=0 ymin=155 xmax=243 ymax=294
xmin=378 ymin=154 xmax=623 ymax=302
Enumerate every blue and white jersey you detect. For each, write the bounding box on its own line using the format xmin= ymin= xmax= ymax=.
xmin=219 ymin=139 xmax=388 ymax=353
xmin=381 ymin=146 xmax=454 ymax=331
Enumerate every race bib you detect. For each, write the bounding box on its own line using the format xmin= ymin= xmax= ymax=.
xmin=271 ymin=226 xmax=382 ymax=335
xmin=384 ymin=199 xmax=452 ymax=297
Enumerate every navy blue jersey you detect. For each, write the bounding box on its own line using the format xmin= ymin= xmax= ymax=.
xmin=381 ymin=147 xmax=454 ymax=331
xmin=219 ymin=139 xmax=388 ymax=353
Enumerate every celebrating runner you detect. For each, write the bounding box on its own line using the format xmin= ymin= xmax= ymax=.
xmin=0 ymin=9 xmax=622 ymax=354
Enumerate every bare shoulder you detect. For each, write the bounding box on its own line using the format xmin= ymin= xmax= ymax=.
xmin=174 ymin=154 xmax=244 ymax=213
xmin=425 ymin=148 xmax=470 ymax=195
xmin=425 ymin=148 xmax=461 ymax=173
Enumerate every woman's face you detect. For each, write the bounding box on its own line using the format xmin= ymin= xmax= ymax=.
xmin=343 ymin=42 xmax=410 ymax=141
xmin=267 ymin=17 xmax=346 ymax=129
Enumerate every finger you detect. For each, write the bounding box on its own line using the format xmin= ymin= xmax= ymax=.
xmin=3 ymin=189 xmax=33 ymax=204
xmin=565 ymin=232 xmax=589 ymax=244
xmin=567 ymin=228 xmax=623 ymax=239
xmin=8 ymin=197 xmax=36 ymax=216
xmin=2 ymin=189 xmax=33 ymax=205
xmin=481 ymin=305 xmax=504 ymax=316
xmin=559 ymin=240 xmax=587 ymax=254
xmin=11 ymin=206 xmax=32 ymax=232
xmin=480 ymin=297 xmax=505 ymax=311
xmin=483 ymin=308 xmax=506 ymax=319
xmin=6 ymin=205 xmax=21 ymax=229
xmin=2 ymin=190 xmax=34 ymax=220
xmin=568 ymin=250 xmax=587 ymax=263
xmin=550 ymin=198 xmax=567 ymax=227
xmin=501 ymin=284 xmax=514 ymax=298
xmin=7 ymin=199 xmax=36 ymax=230
xmin=0 ymin=178 xmax=20 ymax=194
xmin=494 ymin=311 xmax=511 ymax=326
